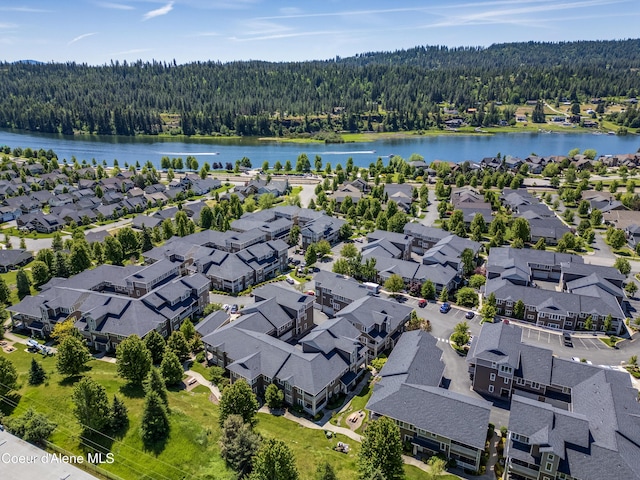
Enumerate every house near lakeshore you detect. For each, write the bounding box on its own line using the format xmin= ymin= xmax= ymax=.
xmin=367 ymin=330 xmax=491 ymax=472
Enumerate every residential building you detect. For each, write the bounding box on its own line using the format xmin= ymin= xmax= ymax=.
xmin=469 ymin=324 xmax=640 ymax=480
xmin=7 ymin=262 xmax=209 ymax=349
xmin=366 ymin=229 xmax=413 ymax=260
xmin=367 ymin=330 xmax=491 ymax=472
xmin=300 ymin=215 xmax=346 ymax=248
xmin=0 ymin=249 xmax=33 ymax=273
xmin=485 ymin=247 xmax=626 ymax=333
xmin=314 ymin=271 xmax=372 ymax=316
xmin=200 ymin=313 xmax=366 ymax=416
xmin=403 ymin=223 xmax=449 ymax=255
xmin=336 ymin=295 xmax=412 ymax=360
xmin=253 ymin=284 xmax=315 ymax=337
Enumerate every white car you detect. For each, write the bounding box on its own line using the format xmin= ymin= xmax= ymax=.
xmin=222 ymin=304 xmax=230 ymax=311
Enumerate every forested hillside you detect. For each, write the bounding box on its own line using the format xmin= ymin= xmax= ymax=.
xmin=1 ymin=39 xmax=639 ymax=137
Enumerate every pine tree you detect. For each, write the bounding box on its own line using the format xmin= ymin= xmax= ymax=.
xmin=140 ymin=391 xmax=170 ymax=446
xmin=144 ymin=367 xmax=169 ymax=407
xmin=28 ymin=358 xmax=46 ymax=385
xmin=109 ymin=395 xmax=129 ymax=433
xmin=16 ymin=269 xmax=31 ymax=299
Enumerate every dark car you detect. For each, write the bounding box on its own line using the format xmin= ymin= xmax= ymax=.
xmin=230 ymin=304 xmax=238 ymax=314
xmin=440 ymin=302 xmax=451 ymax=313
xmin=465 ymin=311 xmax=475 ymax=319
xmin=418 ymin=299 xmax=427 ymax=308
xmin=563 ymin=332 xmax=573 ymax=347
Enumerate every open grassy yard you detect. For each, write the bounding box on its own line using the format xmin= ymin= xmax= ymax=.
xmin=0 ymin=348 xmax=446 ymax=480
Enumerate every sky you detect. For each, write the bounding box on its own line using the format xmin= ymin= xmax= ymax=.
xmin=1 ymin=0 xmax=639 ymax=65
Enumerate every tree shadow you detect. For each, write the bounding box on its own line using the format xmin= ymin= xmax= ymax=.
xmin=143 ymin=433 xmax=170 ymax=456
xmin=119 ymin=382 xmax=145 ymax=399
xmin=58 ymin=375 xmax=84 ymax=387
xmin=0 ymin=391 xmax=21 ymax=416
xmin=79 ymin=430 xmax=115 ymax=460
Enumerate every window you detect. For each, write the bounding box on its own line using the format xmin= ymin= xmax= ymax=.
xmin=547 ymin=454 xmax=554 ymax=461
xmin=545 ymin=462 xmax=554 ymax=472
xmin=531 ymin=382 xmax=540 ymax=389
xmin=490 ymin=373 xmax=496 ymax=381
xmin=488 ymin=385 xmax=494 ymax=393
xmin=504 ymin=377 xmax=510 ymax=385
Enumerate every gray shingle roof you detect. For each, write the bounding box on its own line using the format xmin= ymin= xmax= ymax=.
xmin=367 ymin=330 xmax=491 ymax=451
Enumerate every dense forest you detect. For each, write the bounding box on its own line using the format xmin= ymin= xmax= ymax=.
xmin=1 ymin=39 xmax=639 ymax=137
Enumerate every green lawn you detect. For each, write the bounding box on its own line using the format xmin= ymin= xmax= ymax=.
xmin=0 ymin=348 xmax=452 ymax=479
xmin=189 ymin=361 xmax=210 ymax=380
xmin=600 ymin=336 xmax=623 ymax=348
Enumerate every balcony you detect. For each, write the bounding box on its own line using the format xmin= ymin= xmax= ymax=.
xmin=509 ymin=459 xmax=540 ymax=479
xmin=450 ymin=443 xmax=479 ymax=459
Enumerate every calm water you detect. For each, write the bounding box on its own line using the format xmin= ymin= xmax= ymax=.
xmin=0 ymin=129 xmax=638 ymax=169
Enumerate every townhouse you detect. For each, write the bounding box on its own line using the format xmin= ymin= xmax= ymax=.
xmin=468 ymin=322 xmax=640 ymax=480
xmin=200 ymin=286 xmax=366 ymax=416
xmin=367 ymin=330 xmax=491 ymax=472
xmin=7 ymin=261 xmax=209 ymax=350
xmin=335 ymin=295 xmax=412 ymax=360
xmin=143 ymin=232 xmax=288 ymax=294
xmin=314 ymin=271 xmax=372 ymax=316
xmin=300 ymin=215 xmax=346 ymax=249
xmin=366 ymin=229 xmax=413 ymax=260
xmin=500 ymin=188 xmax=570 ymax=245
xmin=403 ymin=223 xmax=449 ymax=255
xmin=485 ymin=247 xmax=626 ymax=333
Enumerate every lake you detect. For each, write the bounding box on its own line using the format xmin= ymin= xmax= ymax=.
xmin=0 ymin=129 xmax=638 ymax=169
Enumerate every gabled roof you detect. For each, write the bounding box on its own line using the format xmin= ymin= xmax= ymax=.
xmin=367 ymin=331 xmax=491 ymax=451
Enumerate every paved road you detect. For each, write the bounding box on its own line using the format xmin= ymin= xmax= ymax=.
xmin=419 ymin=197 xmax=440 ymax=227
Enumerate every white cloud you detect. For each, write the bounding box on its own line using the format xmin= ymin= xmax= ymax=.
xmin=96 ymin=2 xmax=135 ymax=10
xmin=68 ymin=32 xmax=98 ymax=46
xmin=143 ymin=1 xmax=174 ymax=21
xmin=0 ymin=23 xmax=18 ymax=29
xmin=0 ymin=6 xmax=50 ymax=13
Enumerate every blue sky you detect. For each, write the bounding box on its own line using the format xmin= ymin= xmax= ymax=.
xmin=1 ymin=0 xmax=639 ymax=65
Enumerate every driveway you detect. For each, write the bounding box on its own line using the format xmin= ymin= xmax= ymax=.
xmin=419 ymin=198 xmax=440 ymax=227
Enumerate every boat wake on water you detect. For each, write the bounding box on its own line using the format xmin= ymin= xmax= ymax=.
xmin=319 ymin=150 xmax=376 ymax=155
xmin=161 ymin=152 xmax=220 ymax=156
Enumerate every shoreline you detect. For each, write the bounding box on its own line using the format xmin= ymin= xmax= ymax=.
xmin=1 ymin=125 xmax=633 ymax=146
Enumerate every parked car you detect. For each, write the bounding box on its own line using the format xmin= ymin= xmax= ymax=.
xmin=305 ymin=290 xmax=315 ymax=296
xmin=286 ymin=278 xmax=295 ymax=285
xmin=440 ymin=302 xmax=451 ymax=313
xmin=230 ymin=304 xmax=238 ymax=314
xmin=465 ymin=311 xmax=475 ymax=319
xmin=222 ymin=304 xmax=230 ymax=311
xmin=418 ymin=299 xmax=427 ymax=308
xmin=563 ymin=332 xmax=573 ymax=347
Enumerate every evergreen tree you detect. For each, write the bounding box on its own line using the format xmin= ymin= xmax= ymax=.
xmin=0 ymin=356 xmax=18 ymax=395
xmin=219 ymin=414 xmax=262 ymax=477
xmin=0 ymin=277 xmax=11 ymax=304
xmin=28 ymin=358 xmax=46 ymax=385
xmin=72 ymin=377 xmax=110 ymax=433
xmin=108 ymin=393 xmax=129 ymax=431
xmin=144 ymin=367 xmax=169 ymax=407
xmin=140 ymin=391 xmax=170 ymax=446
xmin=144 ymin=330 xmax=166 ymax=365
xmin=16 ymin=269 xmax=31 ymax=299
xmin=167 ymin=330 xmax=190 ymax=362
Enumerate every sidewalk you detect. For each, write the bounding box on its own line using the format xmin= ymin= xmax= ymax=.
xmin=185 ymin=369 xmax=221 ymax=398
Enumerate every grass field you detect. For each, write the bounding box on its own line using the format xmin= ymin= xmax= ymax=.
xmin=0 ymin=348 xmax=446 ymax=479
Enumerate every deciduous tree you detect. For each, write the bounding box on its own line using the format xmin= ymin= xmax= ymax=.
xmin=144 ymin=330 xmax=166 ymax=365
xmin=160 ymin=350 xmax=184 ymax=386
xmin=72 ymin=377 xmax=110 ymax=433
xmin=116 ymin=335 xmax=152 ymax=384
xmin=358 ymin=416 xmax=404 ymax=480
xmin=250 ymin=438 xmax=299 ymax=480
xmin=219 ymin=379 xmax=259 ymax=428
xmin=56 ymin=336 xmax=91 ymax=377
